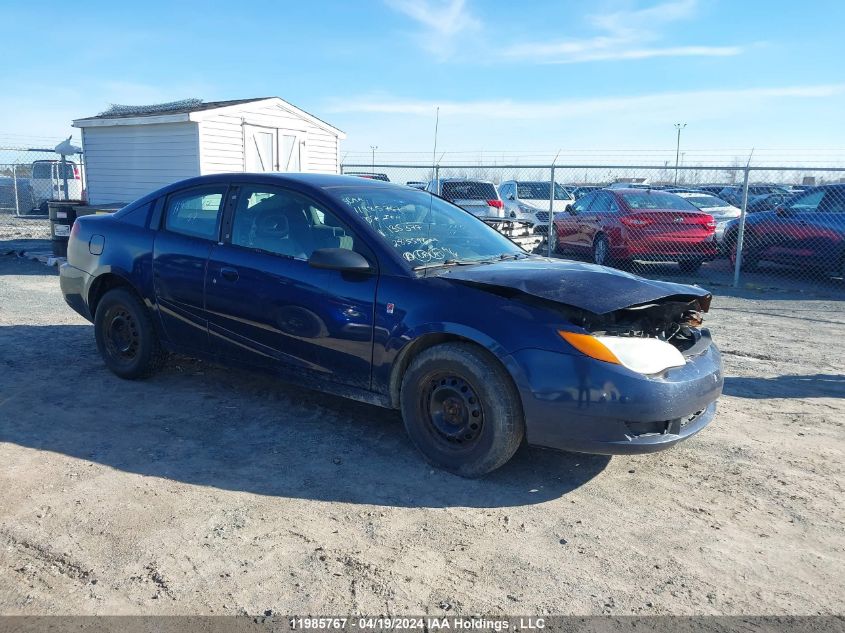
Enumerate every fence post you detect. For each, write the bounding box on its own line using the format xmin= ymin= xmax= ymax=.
xmin=12 ymin=164 xmax=20 ymax=217
xmin=732 ymin=165 xmax=752 ymax=287
xmin=547 ymin=165 xmax=556 ymax=257
xmin=434 ymin=165 xmax=440 ymax=195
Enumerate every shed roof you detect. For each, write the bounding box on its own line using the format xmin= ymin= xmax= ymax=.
xmin=72 ymin=97 xmax=345 ymax=138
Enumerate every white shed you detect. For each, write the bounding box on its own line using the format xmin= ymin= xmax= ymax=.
xmin=72 ymin=97 xmax=346 ymax=205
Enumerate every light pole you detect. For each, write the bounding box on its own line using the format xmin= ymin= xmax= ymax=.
xmin=674 ymin=123 xmax=686 ymax=185
xmin=370 ymin=145 xmax=378 ymax=173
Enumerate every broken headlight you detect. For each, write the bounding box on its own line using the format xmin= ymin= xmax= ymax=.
xmin=559 ymin=331 xmax=686 ymax=375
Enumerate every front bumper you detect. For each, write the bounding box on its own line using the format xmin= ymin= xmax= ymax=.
xmin=506 ymin=340 xmax=723 ymax=454
xmin=59 ymin=262 xmax=93 ymax=322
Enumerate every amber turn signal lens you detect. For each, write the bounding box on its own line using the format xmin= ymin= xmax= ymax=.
xmin=558 ymin=331 xmax=621 ymax=365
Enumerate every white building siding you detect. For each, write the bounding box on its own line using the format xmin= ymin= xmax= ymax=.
xmin=198 ymin=101 xmax=340 ymax=175
xmin=82 ymin=122 xmax=200 ymax=204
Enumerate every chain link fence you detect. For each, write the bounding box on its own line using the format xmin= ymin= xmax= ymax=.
xmin=341 ymin=162 xmax=845 ymax=289
xmin=0 ymin=148 xmax=85 ymax=216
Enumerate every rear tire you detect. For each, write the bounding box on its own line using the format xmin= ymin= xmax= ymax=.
xmin=729 ymin=246 xmax=759 ymax=272
xmin=592 ymin=235 xmax=611 ymax=266
xmin=94 ymin=288 xmax=166 ymax=379
xmin=679 ymin=260 xmax=703 ymax=274
xmin=400 ymin=343 xmax=525 ymax=478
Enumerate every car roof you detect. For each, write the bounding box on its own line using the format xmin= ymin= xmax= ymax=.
xmin=604 ymin=187 xmax=670 ymax=194
xmin=435 ymin=178 xmax=496 ymax=184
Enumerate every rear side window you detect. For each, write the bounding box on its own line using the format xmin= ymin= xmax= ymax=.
xmin=116 ymin=201 xmax=153 ymax=227
xmin=164 ymin=186 xmax=227 ymax=240
xmin=440 ymin=181 xmax=497 ymax=201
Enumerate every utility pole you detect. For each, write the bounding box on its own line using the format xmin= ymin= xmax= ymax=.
xmin=674 ymin=123 xmax=686 ymax=185
xmin=370 ymin=145 xmax=378 ymax=173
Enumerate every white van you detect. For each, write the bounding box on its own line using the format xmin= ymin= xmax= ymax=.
xmin=30 ymin=160 xmax=83 ymax=213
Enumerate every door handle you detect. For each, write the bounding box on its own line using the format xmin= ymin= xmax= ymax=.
xmin=220 ymin=267 xmax=239 ymax=281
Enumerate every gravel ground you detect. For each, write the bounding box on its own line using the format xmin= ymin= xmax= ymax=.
xmin=0 ymin=248 xmax=843 ymax=617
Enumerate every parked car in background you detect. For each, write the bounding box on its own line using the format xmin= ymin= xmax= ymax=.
xmin=719 ymin=184 xmax=789 ymax=207
xmin=696 ymin=185 xmax=732 ymax=197
xmin=570 ymin=186 xmax=600 ymax=199
xmin=30 ymin=159 xmax=83 ymax=212
xmin=555 ymin=189 xmax=718 ymax=272
xmin=406 ymin=181 xmax=427 ymax=190
xmin=499 ymin=180 xmax=575 ymax=229
xmin=0 ymin=176 xmax=35 ymax=213
xmin=58 ymin=173 xmax=723 ymax=476
xmin=724 ymin=184 xmax=845 ymax=279
xmin=673 ymin=191 xmax=740 ymax=244
xmin=347 ymin=172 xmax=390 ymax=182
xmin=606 ymin=182 xmax=651 ymax=190
xmin=746 ymin=192 xmax=794 ymax=213
xmin=426 ymin=178 xmax=504 ymax=219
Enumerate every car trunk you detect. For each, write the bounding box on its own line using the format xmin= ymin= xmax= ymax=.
xmin=622 ymin=210 xmax=716 ymax=251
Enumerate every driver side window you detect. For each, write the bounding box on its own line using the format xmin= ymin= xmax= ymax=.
xmin=571 ymin=194 xmax=594 ymax=214
xmin=788 ymin=189 xmax=825 ymax=212
xmin=230 ymin=186 xmax=355 ymax=260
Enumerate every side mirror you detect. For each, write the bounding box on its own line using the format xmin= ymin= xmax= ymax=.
xmin=567 ymin=206 xmax=577 ymax=215
xmin=507 ymin=193 xmax=515 ymax=200
xmin=774 ymin=205 xmax=790 ymax=216
xmin=308 ymin=248 xmax=372 ymax=272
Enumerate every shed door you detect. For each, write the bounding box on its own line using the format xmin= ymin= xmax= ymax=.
xmin=279 ymin=132 xmax=305 ymax=172
xmin=244 ymin=125 xmax=277 ymax=172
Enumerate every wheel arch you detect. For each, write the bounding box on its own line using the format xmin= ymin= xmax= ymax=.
xmin=388 ymin=329 xmax=523 ymax=412
xmin=88 ymin=270 xmax=144 ymax=319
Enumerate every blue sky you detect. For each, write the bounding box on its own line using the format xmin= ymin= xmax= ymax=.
xmin=3 ymin=0 xmax=845 ymax=162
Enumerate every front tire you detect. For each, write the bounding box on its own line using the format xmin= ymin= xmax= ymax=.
xmin=94 ymin=288 xmax=166 ymax=379
xmin=400 ymin=343 xmax=525 ymax=477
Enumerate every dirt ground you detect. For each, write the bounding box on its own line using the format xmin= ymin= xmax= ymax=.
xmin=0 ymin=247 xmax=843 ymax=616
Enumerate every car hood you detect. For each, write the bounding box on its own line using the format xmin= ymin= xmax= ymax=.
xmin=441 ymin=258 xmax=711 ymax=315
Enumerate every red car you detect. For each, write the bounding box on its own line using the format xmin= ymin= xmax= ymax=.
xmin=554 ymin=188 xmax=718 ymax=272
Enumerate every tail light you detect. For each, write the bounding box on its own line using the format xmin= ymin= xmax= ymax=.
xmin=487 ymin=199 xmax=503 ymax=208
xmin=620 ymin=215 xmax=652 ymax=227
xmin=72 ymin=165 xmax=80 ymax=179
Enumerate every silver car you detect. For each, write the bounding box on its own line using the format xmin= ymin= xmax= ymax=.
xmin=427 ymin=179 xmax=505 ymax=219
xmin=499 ymin=180 xmax=575 ymax=229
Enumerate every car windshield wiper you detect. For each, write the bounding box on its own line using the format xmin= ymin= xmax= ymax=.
xmin=413 ymin=258 xmax=488 ymax=270
xmin=497 ymin=252 xmax=530 ymax=261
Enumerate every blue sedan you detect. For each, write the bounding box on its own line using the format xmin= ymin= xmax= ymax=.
xmin=59 ymin=174 xmax=723 ymax=477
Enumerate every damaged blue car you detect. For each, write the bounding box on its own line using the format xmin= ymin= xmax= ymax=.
xmin=60 ymin=174 xmax=723 ymax=477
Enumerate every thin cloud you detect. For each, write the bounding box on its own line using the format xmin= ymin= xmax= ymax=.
xmin=328 ymin=84 xmax=845 ymax=120
xmin=502 ymin=0 xmax=745 ymax=63
xmin=385 ymin=0 xmax=480 ymax=58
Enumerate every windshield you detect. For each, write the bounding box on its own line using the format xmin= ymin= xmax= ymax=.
xmin=330 ymin=187 xmax=524 ymax=269
xmin=620 ymin=191 xmax=699 ymax=211
xmin=516 ymin=182 xmax=571 ymax=200
xmin=683 ymin=194 xmax=729 ymax=209
xmin=440 ymin=181 xmax=498 ymax=201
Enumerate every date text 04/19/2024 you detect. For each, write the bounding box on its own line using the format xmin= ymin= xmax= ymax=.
xmin=288 ymin=617 xmax=547 ymax=631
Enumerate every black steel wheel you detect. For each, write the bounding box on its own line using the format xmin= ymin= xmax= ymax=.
xmin=94 ymin=287 xmax=166 ymax=379
xmin=422 ymin=374 xmax=485 ymax=451
xmin=400 ymin=342 xmax=525 ymax=477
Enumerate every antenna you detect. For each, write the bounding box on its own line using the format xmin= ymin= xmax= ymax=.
xmin=431 ymin=106 xmax=440 ymax=172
